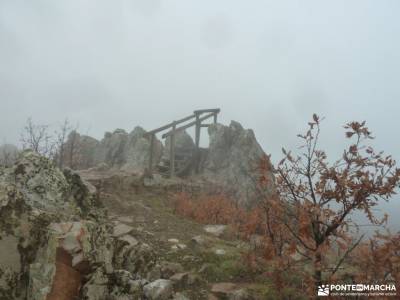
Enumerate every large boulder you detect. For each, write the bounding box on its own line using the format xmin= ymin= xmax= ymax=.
xmin=61 ymin=127 xmax=163 ymax=173
xmin=202 ymin=121 xmax=275 ymax=207
xmin=61 ymin=131 xmax=100 ymax=170
xmin=0 ymin=150 xmax=133 ymax=299
xmin=121 ymin=126 xmax=163 ymax=173
xmin=143 ymin=279 xmax=174 ymax=300
xmin=94 ymin=129 xmax=129 ymax=168
xmin=164 ymin=130 xmax=196 ymax=158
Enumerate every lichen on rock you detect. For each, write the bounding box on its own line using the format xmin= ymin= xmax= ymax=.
xmin=0 ymin=150 xmax=133 ymax=299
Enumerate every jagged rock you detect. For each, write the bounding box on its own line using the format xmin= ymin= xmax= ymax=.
xmin=94 ymin=127 xmax=164 ymax=173
xmin=0 ymin=151 xmax=127 ymax=300
xmin=113 ymin=222 xmax=134 ymax=237
xmin=0 ymin=144 xmax=19 ymax=167
xmin=65 ymin=126 xmax=163 ymax=173
xmin=122 ymin=126 xmax=163 ymax=173
xmin=164 ymin=130 xmax=196 ymax=158
xmin=61 ymin=131 xmax=100 ymax=170
xmin=94 ymin=129 xmax=129 ymax=168
xmin=203 ymin=121 xmax=275 ymax=207
xmin=143 ymin=279 xmax=173 ymax=300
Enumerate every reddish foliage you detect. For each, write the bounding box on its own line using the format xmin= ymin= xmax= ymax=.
xmin=351 ymin=231 xmax=400 ymax=285
xmin=173 ymin=192 xmax=244 ymax=225
xmin=172 ymin=115 xmax=400 ymax=297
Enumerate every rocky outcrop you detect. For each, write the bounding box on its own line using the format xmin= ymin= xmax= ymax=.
xmin=143 ymin=279 xmax=174 ymax=300
xmin=0 ymin=150 xmax=106 ymax=299
xmin=0 ymin=150 xmax=156 ymax=299
xmin=62 ymin=120 xmax=275 ymax=207
xmin=94 ymin=129 xmax=129 ymax=168
xmin=164 ymin=130 xmax=196 ymax=158
xmin=63 ymin=127 xmax=163 ymax=173
xmin=60 ymin=131 xmax=100 ymax=170
xmin=202 ymin=121 xmax=275 ymax=207
xmin=121 ymin=126 xmax=163 ymax=173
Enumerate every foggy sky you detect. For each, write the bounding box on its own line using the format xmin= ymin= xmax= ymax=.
xmin=1 ymin=1 xmax=399 ymax=230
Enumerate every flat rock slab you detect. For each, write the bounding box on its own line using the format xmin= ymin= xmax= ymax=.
xmin=168 ymin=238 xmax=180 ymax=244
xmin=211 ymin=282 xmax=238 ymax=297
xmin=113 ymin=222 xmax=134 ymax=237
xmin=118 ymin=235 xmax=139 ymax=247
xmin=143 ymin=279 xmax=173 ymax=300
xmin=215 ymin=249 xmax=226 ymax=255
xmin=204 ymin=225 xmax=227 ymax=237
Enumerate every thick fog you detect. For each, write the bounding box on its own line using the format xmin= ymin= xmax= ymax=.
xmin=1 ymin=1 xmax=399 ymax=231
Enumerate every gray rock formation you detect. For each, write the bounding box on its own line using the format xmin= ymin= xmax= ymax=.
xmin=61 ymin=131 xmax=100 ymax=170
xmin=62 ymin=127 xmax=163 ymax=173
xmin=0 ymin=150 xmax=155 ymax=299
xmin=121 ymin=126 xmax=163 ymax=173
xmin=0 ymin=150 xmax=108 ymax=299
xmin=164 ymin=130 xmax=196 ymax=158
xmin=61 ymin=120 xmax=275 ymax=207
xmin=202 ymin=121 xmax=275 ymax=207
xmin=143 ymin=279 xmax=174 ymax=300
xmin=94 ymin=128 xmax=129 ymax=167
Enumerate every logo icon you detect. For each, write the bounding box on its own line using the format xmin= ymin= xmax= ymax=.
xmin=318 ymin=285 xmax=330 ymax=296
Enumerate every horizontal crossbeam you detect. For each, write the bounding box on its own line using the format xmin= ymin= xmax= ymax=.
xmin=162 ymin=112 xmax=217 ymax=138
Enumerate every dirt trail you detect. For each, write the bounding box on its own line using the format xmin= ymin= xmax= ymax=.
xmin=80 ymin=170 xmax=268 ymax=299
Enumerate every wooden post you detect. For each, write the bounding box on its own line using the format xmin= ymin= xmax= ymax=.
xmin=170 ymin=122 xmax=176 ymax=177
xmin=194 ymin=113 xmax=201 ymax=173
xmin=148 ymin=133 xmax=155 ymax=175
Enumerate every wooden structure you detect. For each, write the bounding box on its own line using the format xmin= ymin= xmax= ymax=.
xmin=146 ymin=109 xmax=220 ymax=177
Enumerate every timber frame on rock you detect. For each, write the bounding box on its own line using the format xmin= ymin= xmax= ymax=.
xmin=146 ymin=108 xmax=220 ymax=177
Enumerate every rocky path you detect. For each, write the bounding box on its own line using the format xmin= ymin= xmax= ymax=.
xmin=82 ymin=170 xmax=262 ymax=299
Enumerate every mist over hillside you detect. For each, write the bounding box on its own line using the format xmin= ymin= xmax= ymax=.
xmin=1 ymin=1 xmax=399 ymax=299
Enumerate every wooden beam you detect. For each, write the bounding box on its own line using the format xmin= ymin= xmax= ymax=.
xmin=162 ymin=112 xmax=216 ymax=138
xmin=147 ymin=114 xmax=196 ymax=135
xmin=195 ymin=114 xmax=201 ymax=149
xmin=148 ymin=133 xmax=155 ymax=174
xmin=194 ymin=114 xmax=201 ymax=174
xmin=193 ymin=108 xmax=220 ymax=115
xmin=169 ymin=122 xmax=176 ymax=177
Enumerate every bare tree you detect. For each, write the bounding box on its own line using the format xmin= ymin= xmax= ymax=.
xmin=54 ymin=119 xmax=76 ymax=168
xmin=66 ymin=129 xmax=80 ymax=169
xmin=20 ymin=118 xmax=55 ymax=158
